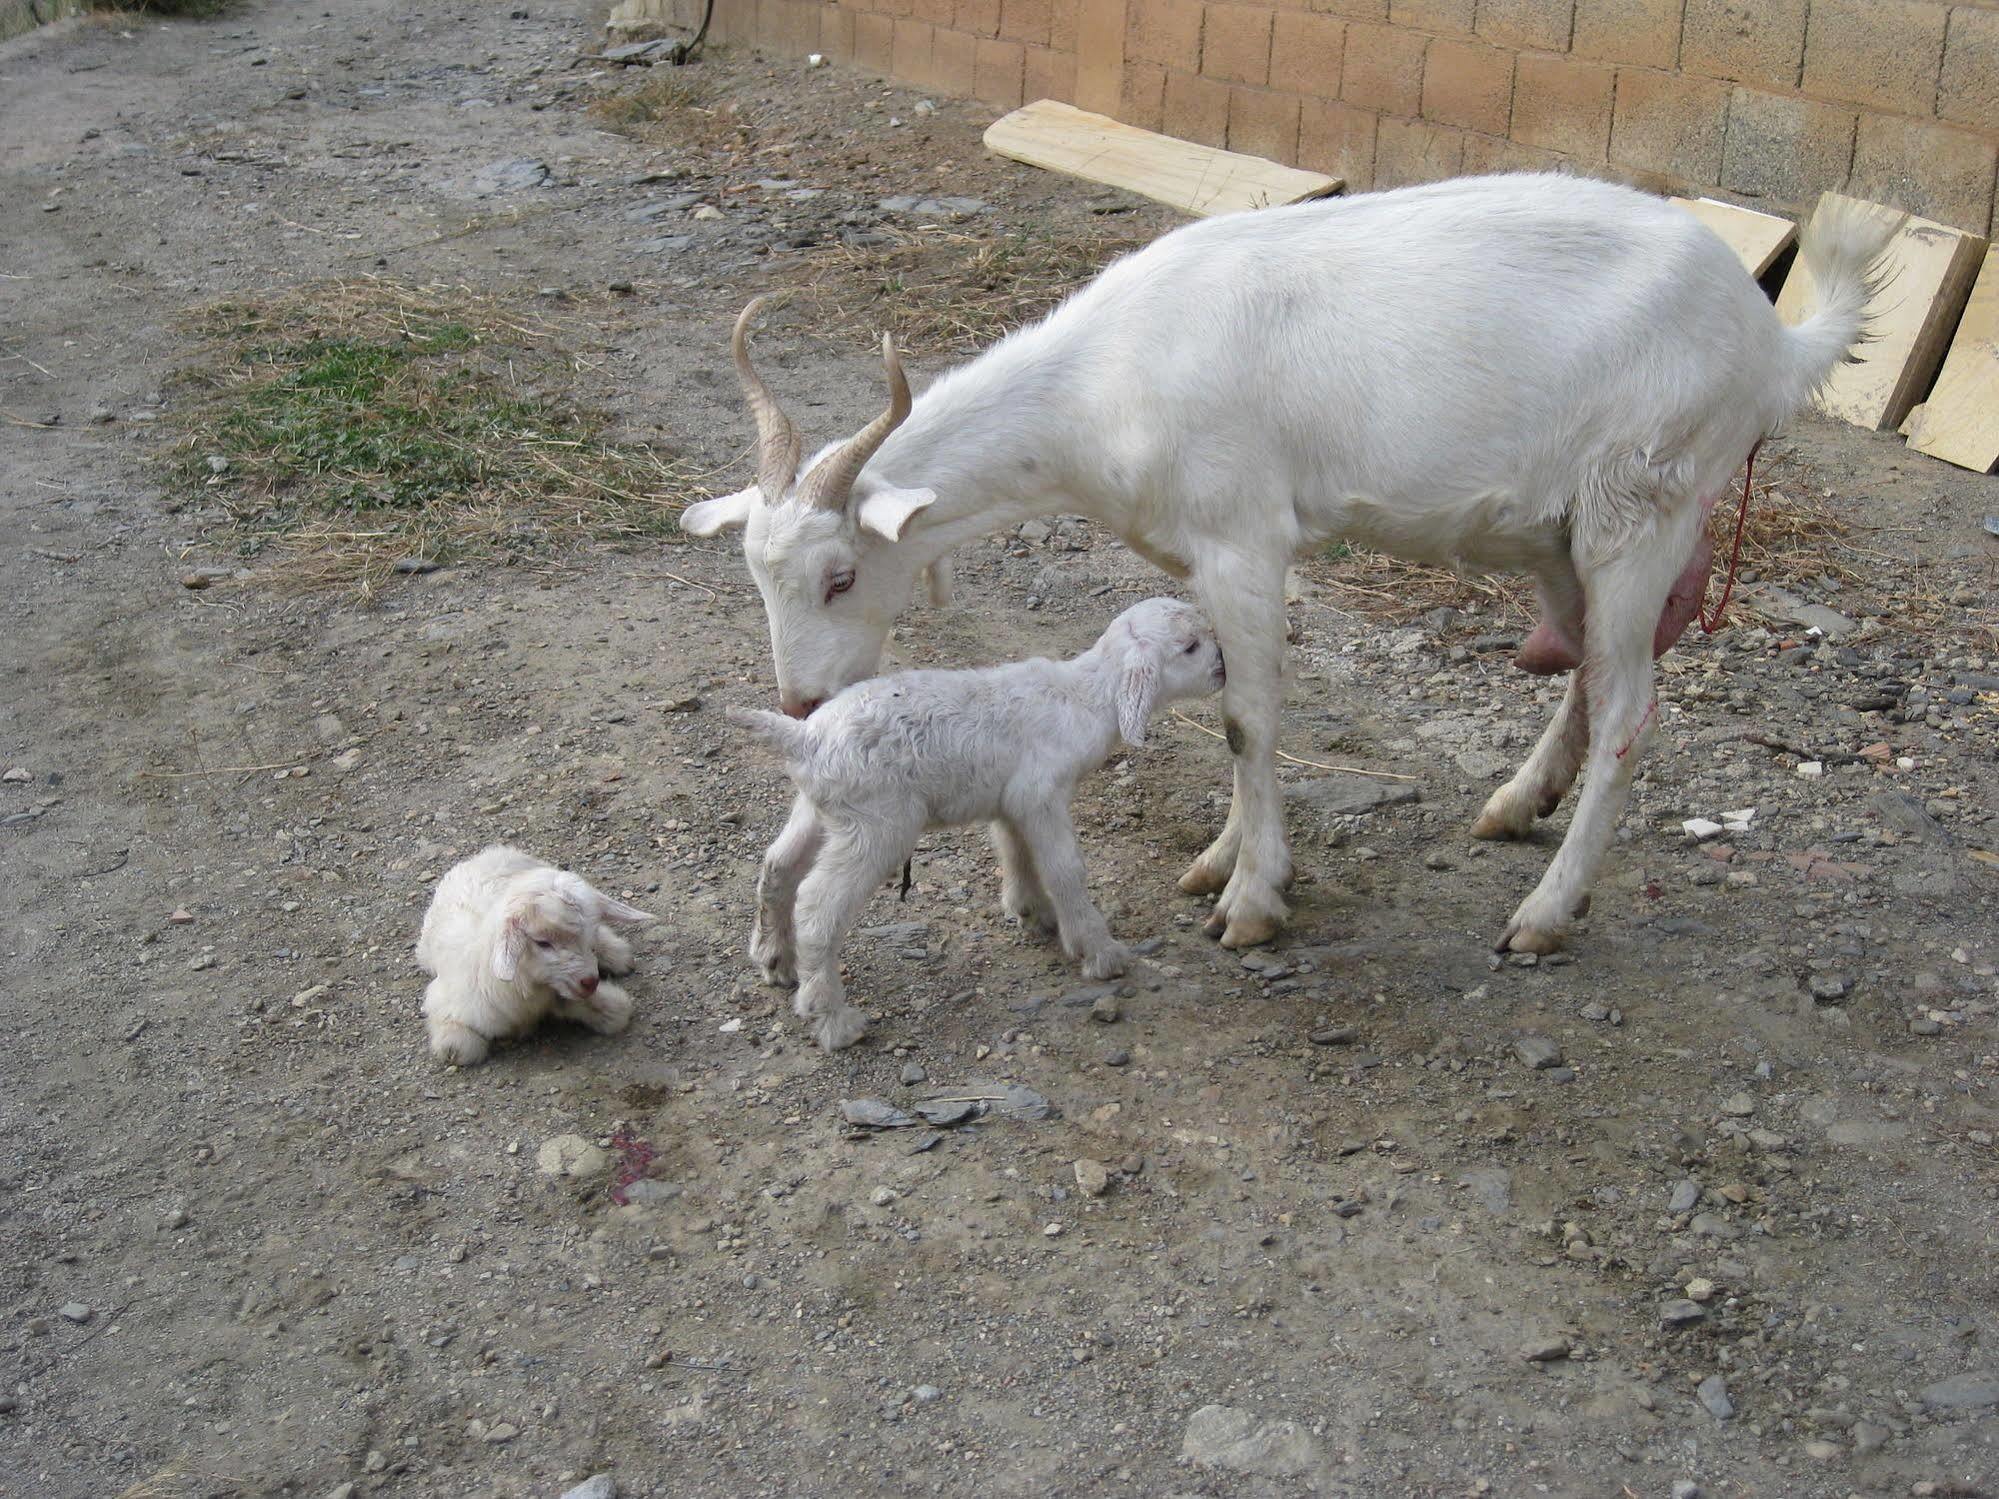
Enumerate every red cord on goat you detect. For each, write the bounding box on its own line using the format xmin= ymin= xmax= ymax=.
xmin=1700 ymin=438 xmax=1761 ymax=635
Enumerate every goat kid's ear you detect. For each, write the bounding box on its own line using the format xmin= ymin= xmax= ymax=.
xmin=855 ymin=486 xmax=937 ymax=542
xmin=492 ymin=915 xmax=528 ymax=981
xmin=678 ymin=485 xmax=760 ymax=537
xmin=1116 ymin=658 xmax=1160 ymax=748
xmin=923 ymin=556 xmax=953 ymax=607
xmin=596 ymin=892 xmax=658 ymax=928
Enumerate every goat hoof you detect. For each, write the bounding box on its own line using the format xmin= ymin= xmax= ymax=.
xmin=1496 ymin=923 xmax=1566 ymax=956
xmin=812 ymin=1005 xmax=869 ymax=1052
xmin=1470 ymin=802 xmax=1533 ymax=841
xmin=1178 ymin=861 xmax=1230 ymax=897
xmin=428 ymin=1022 xmax=490 ymax=1068
xmin=1218 ymin=912 xmax=1281 ymax=950
xmin=1079 ymin=943 xmax=1131 ymax=981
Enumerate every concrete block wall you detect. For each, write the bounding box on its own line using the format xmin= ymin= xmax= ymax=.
xmin=634 ymin=0 xmax=1999 ymax=234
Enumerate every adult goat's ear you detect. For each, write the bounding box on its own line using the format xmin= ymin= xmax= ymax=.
xmin=855 ymin=486 xmax=936 ymax=542
xmin=492 ymin=915 xmax=528 ymax=981
xmin=679 ymin=486 xmax=759 ymax=537
xmin=1116 ymin=655 xmax=1160 ymax=747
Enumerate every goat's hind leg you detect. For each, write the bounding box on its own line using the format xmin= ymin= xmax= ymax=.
xmin=1498 ymin=522 xmax=1693 ymax=953
xmin=751 ymin=793 xmax=823 ymax=987
xmin=1474 ymin=566 xmax=1590 ymax=841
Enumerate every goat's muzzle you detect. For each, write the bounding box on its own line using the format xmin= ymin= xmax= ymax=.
xmin=782 ymin=696 xmax=823 ymax=720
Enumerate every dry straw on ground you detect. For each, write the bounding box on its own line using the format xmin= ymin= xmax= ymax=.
xmin=168 ymin=278 xmax=702 ymax=595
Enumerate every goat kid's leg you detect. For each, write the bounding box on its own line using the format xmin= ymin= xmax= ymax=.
xmin=990 ymin=818 xmax=1057 ymax=935
xmin=1475 ymin=567 xmax=1590 ymax=840
xmin=593 ymin=927 xmax=636 ymax=978
xmin=1498 ymin=534 xmax=1689 ymax=953
xmin=1184 ymin=553 xmax=1293 ymax=948
xmin=791 ymin=815 xmax=914 ymax=1051
xmin=751 ymin=794 xmax=823 ymax=988
xmin=1010 ymin=800 xmax=1129 ymax=979
xmin=556 ymin=980 xmax=634 ymax=1035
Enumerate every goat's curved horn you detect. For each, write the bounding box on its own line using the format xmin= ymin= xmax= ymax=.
xmin=801 ymin=332 xmax=911 ymax=512
xmin=733 ymin=296 xmax=801 ymax=502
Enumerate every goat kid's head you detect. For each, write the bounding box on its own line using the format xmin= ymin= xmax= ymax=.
xmin=679 ymin=298 xmax=942 ymax=718
xmin=1106 ymin=598 xmax=1227 ymax=747
xmin=493 ymin=870 xmax=654 ymax=1002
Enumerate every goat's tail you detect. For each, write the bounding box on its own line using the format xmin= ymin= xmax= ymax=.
xmin=725 ymin=704 xmax=812 ymax=766
xmin=1781 ymin=198 xmax=1903 ymax=408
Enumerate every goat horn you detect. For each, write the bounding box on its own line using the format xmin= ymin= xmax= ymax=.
xmin=801 ymin=332 xmax=911 ymax=512
xmin=733 ymin=296 xmax=801 ymax=502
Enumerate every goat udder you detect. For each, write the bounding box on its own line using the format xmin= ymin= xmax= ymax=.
xmin=1511 ymin=531 xmax=1716 ymax=676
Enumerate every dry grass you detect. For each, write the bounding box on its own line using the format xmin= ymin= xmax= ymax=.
xmin=790 ymin=225 xmax=1150 ymax=357
xmin=587 ymin=68 xmax=757 ymax=157
xmin=167 ymin=278 xmax=702 ymax=596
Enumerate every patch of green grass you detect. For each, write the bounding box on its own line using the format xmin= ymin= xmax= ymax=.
xmin=170 ymin=280 xmax=701 ymax=594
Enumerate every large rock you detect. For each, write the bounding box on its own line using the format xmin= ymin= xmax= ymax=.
xmin=1181 ymin=1404 xmax=1322 ymax=1479
xmin=537 ymin=1134 xmax=609 ymax=1178
xmin=1285 ymin=777 xmax=1420 ymax=818
xmin=1919 ymin=1372 xmax=1999 ymax=1410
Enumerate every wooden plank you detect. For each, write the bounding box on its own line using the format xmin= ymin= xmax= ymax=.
xmin=1774 ymin=192 xmax=1989 ymax=432
xmin=1907 ymin=245 xmax=1999 ymax=473
xmin=983 ymin=99 xmax=1343 ymax=219
xmin=1668 ymin=196 xmax=1797 ymax=278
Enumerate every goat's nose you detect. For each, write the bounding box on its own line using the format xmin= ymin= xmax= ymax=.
xmin=782 ymin=697 xmax=823 ymax=720
xmin=579 ymin=972 xmax=600 ymax=996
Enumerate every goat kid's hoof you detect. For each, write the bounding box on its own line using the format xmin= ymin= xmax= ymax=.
xmin=755 ymin=955 xmax=799 ymax=988
xmin=812 ymin=1005 xmax=869 ymax=1053
xmin=576 ymin=984 xmax=634 ymax=1034
xmin=429 ymin=1022 xmax=491 ymax=1068
xmin=598 ymin=950 xmax=637 ymax=979
xmin=1177 ymin=859 xmax=1230 ymax=897
xmin=1079 ymin=943 xmax=1131 ymax=981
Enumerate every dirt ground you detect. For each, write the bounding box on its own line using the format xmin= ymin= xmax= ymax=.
xmin=4 ymin=4 xmax=1999 ymax=1498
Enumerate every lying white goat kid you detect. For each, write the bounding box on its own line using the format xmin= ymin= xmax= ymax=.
xmin=729 ymin=597 xmax=1225 ymax=1051
xmin=417 ymin=845 xmax=656 ymax=1066
xmin=681 ymin=172 xmax=1897 ymax=959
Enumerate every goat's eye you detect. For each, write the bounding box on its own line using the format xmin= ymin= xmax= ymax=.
xmin=826 ymin=569 xmax=856 ymax=601
xmin=1183 ymin=640 xmax=1201 ymax=654
xmin=533 ymin=938 xmax=554 ymax=950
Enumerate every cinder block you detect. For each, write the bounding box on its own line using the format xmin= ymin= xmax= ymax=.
xmin=1163 ymin=66 xmax=1232 ymax=144
xmin=1939 ymin=5 xmax=1999 ymax=131
xmin=1680 ymin=0 xmax=1804 ymax=90
xmin=1270 ymin=12 xmax=1345 ymax=97
xmin=999 ymin=0 xmax=1052 ymax=45
xmin=1800 ymin=0 xmax=1948 ymax=118
xmin=1051 ymin=0 xmax=1078 ymax=52
xmin=1389 ymin=0 xmax=1473 ymax=36
xmin=1511 ymin=51 xmax=1614 ymax=159
xmin=1719 ymin=87 xmax=1855 ymax=207
xmin=855 ymin=9 xmax=897 ymax=71
xmin=1463 ymin=132 xmax=1568 ymax=173
xmin=1850 ymin=114 xmax=1998 ymax=235
xmin=1342 ymin=20 xmax=1427 ymax=115
xmin=1475 ymin=0 xmax=1574 ymax=53
xmin=957 ymin=0 xmax=1002 ymax=37
xmin=820 ymin=3 xmax=857 ymax=62
xmin=1423 ymin=38 xmax=1513 ymax=134
xmin=893 ymin=17 xmax=936 ymax=80
xmin=1298 ymin=96 xmax=1377 ymax=185
xmin=1119 ymin=59 xmax=1169 ymax=129
xmin=1126 ymin=0 xmax=1204 ymax=71
xmin=915 ymin=0 xmax=957 ymax=28
xmin=1024 ymin=43 xmax=1079 ymax=101
xmin=1202 ymin=5 xmax=1273 ymax=85
xmin=975 ymin=35 xmax=1027 ymax=104
xmin=1571 ymin=0 xmax=1682 ymax=69
xmin=878 ymin=0 xmax=917 ymax=22
xmin=1308 ymin=0 xmax=1387 ymax=21
xmin=932 ymin=26 xmax=980 ymax=92
xmin=1609 ymin=66 xmax=1727 ymax=183
xmin=1229 ymin=86 xmax=1303 ymax=161
xmin=1374 ymin=115 xmax=1466 ymax=185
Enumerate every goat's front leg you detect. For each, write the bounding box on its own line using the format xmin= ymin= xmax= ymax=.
xmin=593 ymin=926 xmax=637 ymax=978
xmin=990 ymin=818 xmax=1057 ymax=935
xmin=1498 ymin=530 xmax=1689 ymax=952
xmin=1009 ymin=798 xmax=1128 ymax=979
xmin=751 ymin=793 xmax=823 ymax=988
xmin=791 ymin=812 xmax=915 ymax=1051
xmin=555 ymin=980 xmax=634 ymax=1036
xmin=1183 ymin=552 xmax=1292 ymax=948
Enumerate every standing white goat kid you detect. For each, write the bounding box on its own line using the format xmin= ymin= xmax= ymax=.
xmin=681 ymin=173 xmax=1896 ymax=956
xmin=417 ymin=846 xmax=657 ymax=1066
xmin=729 ymin=597 xmax=1225 ymax=1050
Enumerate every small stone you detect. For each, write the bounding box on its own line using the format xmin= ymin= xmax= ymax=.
xmin=1671 ymin=1484 xmax=1701 ymax=1499
xmin=1918 ymin=1372 xmax=1999 ymax=1410
xmin=1808 ymin=972 xmax=1850 ymax=1002
xmin=1520 ymin=1336 xmax=1571 ymax=1362
xmin=1910 ymin=1017 xmax=1942 ymax=1035
xmin=1684 ymin=1277 xmax=1715 ymax=1303
xmin=1089 ymin=994 xmax=1120 ymax=1023
xmin=1801 ymin=1438 xmax=1842 ymax=1461
xmin=662 ymin=694 xmax=701 ymax=713
xmin=1102 ymin=1048 xmax=1130 ymax=1067
xmin=1513 ymin=1035 xmax=1563 ymax=1070
xmin=1720 ymin=1091 xmax=1756 ymax=1117
xmin=1309 ymin=1026 xmax=1357 ymax=1046
xmin=391 ymin=557 xmax=440 ymax=575
xmin=58 ymin=1302 xmax=91 ymax=1324
xmin=2 ymin=767 xmax=31 ymax=783
xmin=1696 ymin=1374 xmax=1735 ymax=1420
xmin=1579 ymin=1001 xmax=1610 ymax=1022
xmin=536 ymin=1135 xmax=609 ymax=1178
xmin=899 ymin=1062 xmax=927 ymax=1086
xmin=1074 ymin=1159 xmax=1110 ymax=1198
xmin=1796 ymin=760 xmax=1824 ymax=779
xmin=1423 ymin=849 xmax=1455 ymax=870
xmin=1660 ymin=1299 xmax=1707 ymax=1328
xmin=912 ymin=1384 xmax=942 ymax=1403
xmin=163 ymin=1207 xmax=189 ymax=1229
xmin=480 ymin=1422 xmax=518 ymax=1444
xmin=324 ymin=1487 xmax=356 ymax=1499
xmin=691 ymin=204 xmax=724 ymax=221
xmin=1669 ymin=1179 xmax=1701 ymax=1214
xmin=869 ymin=1186 xmax=897 ymax=1207
xmin=362 ymin=1450 xmax=387 ymax=1473
xmin=1850 ymin=1420 xmax=1890 ymax=1454
xmin=1043 ymin=1222 xmax=1065 ymax=1237
xmin=560 ymin=1477 xmax=618 ymax=1499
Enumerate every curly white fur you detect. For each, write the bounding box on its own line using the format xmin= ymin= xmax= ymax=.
xmin=415 ymin=845 xmax=656 ymax=1066
xmin=729 ymin=598 xmax=1225 ymax=1051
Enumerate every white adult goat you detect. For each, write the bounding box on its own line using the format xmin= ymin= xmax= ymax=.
xmin=682 ymin=173 xmax=1893 ymax=955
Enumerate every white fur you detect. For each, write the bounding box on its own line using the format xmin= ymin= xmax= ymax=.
xmin=683 ymin=173 xmax=1897 ymax=955
xmin=728 ymin=598 xmax=1224 ymax=1050
xmin=415 ymin=845 xmax=656 ymax=1066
